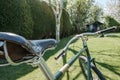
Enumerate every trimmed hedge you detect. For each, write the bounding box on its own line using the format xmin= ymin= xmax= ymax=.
xmin=28 ymin=0 xmax=73 ymax=39
xmin=60 ymin=9 xmax=73 ymax=37
xmin=0 ymin=0 xmax=33 ymax=39
xmin=27 ymin=0 xmax=56 ymax=39
xmin=0 ymin=0 xmax=73 ymax=39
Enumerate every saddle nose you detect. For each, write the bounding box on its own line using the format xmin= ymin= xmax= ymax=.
xmin=30 ymin=39 xmax=58 ymax=55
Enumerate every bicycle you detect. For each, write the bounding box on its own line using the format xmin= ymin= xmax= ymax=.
xmin=0 ymin=26 xmax=116 ymax=80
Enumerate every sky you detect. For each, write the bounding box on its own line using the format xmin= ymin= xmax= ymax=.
xmin=95 ymin=0 xmax=118 ymax=14
xmin=94 ymin=0 xmax=120 ymax=22
xmin=95 ymin=0 xmax=117 ymax=8
xmin=95 ymin=0 xmax=109 ymax=8
xmin=94 ymin=0 xmax=117 ymax=14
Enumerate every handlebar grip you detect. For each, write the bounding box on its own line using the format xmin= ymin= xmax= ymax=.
xmin=55 ymin=50 xmax=65 ymax=60
xmin=96 ymin=26 xmax=117 ymax=34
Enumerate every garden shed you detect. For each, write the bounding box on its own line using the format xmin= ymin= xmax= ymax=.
xmin=86 ymin=21 xmax=103 ymax=32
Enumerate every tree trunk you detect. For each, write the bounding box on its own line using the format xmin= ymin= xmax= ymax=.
xmin=49 ymin=0 xmax=63 ymax=41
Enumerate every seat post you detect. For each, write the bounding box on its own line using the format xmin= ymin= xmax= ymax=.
xmin=36 ymin=56 xmax=54 ymax=80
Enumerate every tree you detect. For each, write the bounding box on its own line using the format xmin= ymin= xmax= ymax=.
xmin=20 ymin=0 xmax=33 ymax=38
xmin=46 ymin=0 xmax=63 ymax=41
xmin=67 ymin=0 xmax=94 ymax=33
xmin=63 ymin=0 xmax=67 ymax=8
xmin=88 ymin=5 xmax=103 ymax=23
xmin=107 ymin=0 xmax=120 ymax=22
xmin=105 ymin=16 xmax=120 ymax=27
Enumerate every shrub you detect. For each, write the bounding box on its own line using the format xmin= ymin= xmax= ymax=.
xmin=0 ymin=0 xmax=33 ymax=39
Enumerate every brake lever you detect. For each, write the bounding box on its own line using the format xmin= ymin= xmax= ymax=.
xmin=55 ymin=50 xmax=66 ymax=64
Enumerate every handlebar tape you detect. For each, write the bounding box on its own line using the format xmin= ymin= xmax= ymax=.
xmin=96 ymin=26 xmax=116 ymax=34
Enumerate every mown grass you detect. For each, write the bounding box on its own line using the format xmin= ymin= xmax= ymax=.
xmin=0 ymin=33 xmax=120 ymax=80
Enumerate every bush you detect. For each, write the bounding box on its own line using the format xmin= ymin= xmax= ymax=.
xmin=28 ymin=0 xmax=73 ymax=39
xmin=0 ymin=0 xmax=73 ymax=39
xmin=27 ymin=0 xmax=55 ymax=39
xmin=105 ymin=16 xmax=120 ymax=31
xmin=0 ymin=0 xmax=33 ymax=39
xmin=60 ymin=9 xmax=73 ymax=37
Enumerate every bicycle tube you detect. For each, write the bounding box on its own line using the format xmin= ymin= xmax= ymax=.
xmin=79 ymin=56 xmax=106 ymax=80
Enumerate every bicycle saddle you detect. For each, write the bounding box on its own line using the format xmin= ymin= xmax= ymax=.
xmin=0 ymin=32 xmax=57 ymax=65
xmin=30 ymin=39 xmax=57 ymax=55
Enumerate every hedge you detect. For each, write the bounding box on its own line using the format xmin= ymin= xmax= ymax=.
xmin=0 ymin=0 xmax=33 ymax=39
xmin=0 ymin=0 xmax=73 ymax=39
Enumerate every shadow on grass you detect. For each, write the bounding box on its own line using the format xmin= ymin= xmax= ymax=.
xmin=96 ymin=61 xmax=120 ymax=76
xmin=65 ymin=70 xmax=83 ymax=80
xmin=0 ymin=64 xmax=35 ymax=80
xmin=97 ymin=52 xmax=120 ymax=57
xmin=68 ymin=48 xmax=79 ymax=55
xmin=61 ymin=47 xmax=84 ymax=80
xmin=67 ymin=48 xmax=120 ymax=80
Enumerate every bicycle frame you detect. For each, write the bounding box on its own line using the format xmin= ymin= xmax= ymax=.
xmin=37 ymin=35 xmax=92 ymax=80
xmin=41 ymin=25 xmax=116 ymax=79
xmin=0 ymin=26 xmax=116 ymax=80
xmin=0 ymin=33 xmax=93 ymax=80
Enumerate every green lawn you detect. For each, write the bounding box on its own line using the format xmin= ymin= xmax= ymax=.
xmin=0 ymin=33 xmax=120 ymax=80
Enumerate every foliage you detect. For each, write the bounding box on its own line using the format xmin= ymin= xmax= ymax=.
xmin=105 ymin=16 xmax=120 ymax=31
xmin=0 ymin=0 xmax=33 ymax=39
xmin=63 ymin=0 xmax=68 ymax=8
xmin=0 ymin=0 xmax=72 ymax=39
xmin=87 ymin=5 xmax=103 ymax=24
xmin=67 ymin=0 xmax=94 ymax=33
xmin=107 ymin=0 xmax=120 ymax=22
xmin=60 ymin=9 xmax=73 ymax=37
xmin=27 ymin=0 xmax=72 ymax=39
xmin=19 ymin=0 xmax=33 ymax=39
xmin=27 ymin=0 xmax=56 ymax=39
